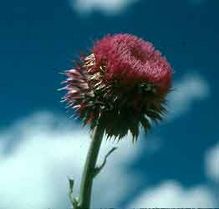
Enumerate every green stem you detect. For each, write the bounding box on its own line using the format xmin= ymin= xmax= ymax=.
xmin=76 ymin=125 xmax=104 ymax=209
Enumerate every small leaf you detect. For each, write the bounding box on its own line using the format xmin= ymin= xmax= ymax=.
xmin=68 ymin=178 xmax=74 ymax=193
xmin=93 ymin=147 xmax=118 ymax=177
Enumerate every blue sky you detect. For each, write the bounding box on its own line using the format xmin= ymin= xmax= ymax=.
xmin=0 ymin=0 xmax=219 ymax=208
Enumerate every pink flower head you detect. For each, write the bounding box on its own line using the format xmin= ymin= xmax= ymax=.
xmin=62 ymin=34 xmax=172 ymax=140
xmin=93 ymin=34 xmax=171 ymax=93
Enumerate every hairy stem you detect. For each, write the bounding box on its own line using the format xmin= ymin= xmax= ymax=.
xmin=76 ymin=125 xmax=104 ymax=209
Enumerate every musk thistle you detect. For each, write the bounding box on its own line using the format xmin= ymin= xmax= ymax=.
xmin=62 ymin=33 xmax=172 ymax=209
xmin=63 ymin=33 xmax=172 ymax=140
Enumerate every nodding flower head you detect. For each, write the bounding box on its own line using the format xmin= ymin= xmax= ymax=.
xmin=62 ymin=34 xmax=172 ymax=140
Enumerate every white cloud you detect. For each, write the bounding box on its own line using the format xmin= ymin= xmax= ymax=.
xmin=128 ymin=180 xmax=216 ymax=208
xmin=167 ymin=73 xmax=210 ymax=120
xmin=71 ymin=0 xmax=138 ymax=15
xmin=70 ymin=0 xmax=207 ymax=15
xmin=127 ymin=138 xmax=219 ymax=208
xmin=0 ymin=111 xmax=143 ymax=209
xmin=205 ymin=142 xmax=219 ymax=183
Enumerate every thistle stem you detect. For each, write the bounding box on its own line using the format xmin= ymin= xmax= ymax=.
xmin=76 ymin=125 xmax=104 ymax=209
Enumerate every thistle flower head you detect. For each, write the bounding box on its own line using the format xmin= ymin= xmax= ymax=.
xmin=62 ymin=34 xmax=172 ymax=140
